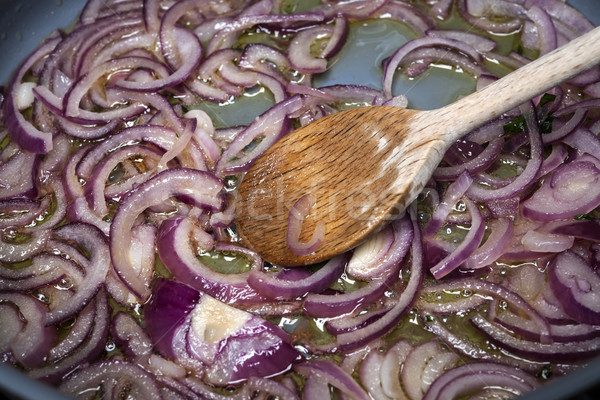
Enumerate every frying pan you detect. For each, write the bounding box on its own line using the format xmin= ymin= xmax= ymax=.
xmin=0 ymin=0 xmax=599 ymax=399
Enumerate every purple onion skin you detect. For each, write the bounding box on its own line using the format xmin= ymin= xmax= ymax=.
xmin=144 ymin=278 xmax=200 ymax=360
xmin=144 ymin=278 xmax=301 ymax=385
xmin=548 ymin=251 xmax=600 ymax=325
xmin=215 ymin=320 xmax=301 ymax=385
xmin=156 ymin=216 xmax=267 ymax=305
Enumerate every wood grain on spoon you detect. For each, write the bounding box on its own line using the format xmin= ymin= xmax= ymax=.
xmin=236 ymin=26 xmax=600 ymax=267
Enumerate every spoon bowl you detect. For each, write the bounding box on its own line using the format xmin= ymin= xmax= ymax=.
xmin=236 ymin=26 xmax=600 ymax=267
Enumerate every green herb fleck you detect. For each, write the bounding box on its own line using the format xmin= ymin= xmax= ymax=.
xmin=575 ymin=213 xmax=595 ymax=221
xmin=539 ymin=93 xmax=557 ymax=107
xmin=503 ymin=115 xmax=526 ymax=134
xmin=540 ymin=115 xmax=554 ymax=134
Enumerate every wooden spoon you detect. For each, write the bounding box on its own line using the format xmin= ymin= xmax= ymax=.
xmin=235 ymin=26 xmax=600 ymax=267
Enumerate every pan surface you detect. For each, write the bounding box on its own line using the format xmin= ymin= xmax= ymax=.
xmin=0 ymin=1 xmax=599 ymax=399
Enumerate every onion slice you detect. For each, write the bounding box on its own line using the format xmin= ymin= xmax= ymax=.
xmin=110 ymin=168 xmax=224 ymax=299
xmin=286 ymin=193 xmax=326 ymax=256
xmin=548 ymin=250 xmax=600 ymax=325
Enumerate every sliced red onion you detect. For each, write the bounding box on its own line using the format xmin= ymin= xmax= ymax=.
xmin=207 ymin=13 xmax=325 ymax=55
xmin=63 ymin=59 xmax=150 ymax=124
xmin=524 ymin=0 xmax=595 ymax=37
xmin=62 ymin=14 xmax=143 ymax=77
xmin=145 ymin=278 xmax=300 ymax=386
xmin=29 ymin=289 xmax=109 ymax=383
xmin=60 ymin=360 xmax=162 ymax=400
xmin=110 ymin=168 xmax=224 ymax=299
xmin=3 ymin=37 xmax=61 ymax=154
xmin=0 ymin=150 xmax=38 ymax=201
xmin=547 ymin=220 xmax=600 ymax=241
xmin=186 ymin=50 xmax=244 ymax=102
xmin=184 ymin=109 xmax=221 ymax=166
xmin=548 ymin=250 xmax=600 ymax=325
xmin=84 ymin=145 xmax=162 ymax=215
xmin=430 ymin=198 xmax=485 ymax=279
xmin=295 ymin=360 xmax=370 ymax=400
xmin=426 ymin=29 xmax=496 ymax=53
xmin=0 ymin=198 xmax=47 ymax=228
xmin=537 ymin=143 xmax=568 ymax=178
xmin=181 ymin=376 xmax=241 ymax=399
xmin=563 ymin=127 xmax=600 ymax=161
xmin=381 ymin=94 xmax=408 ymax=108
xmin=45 ymin=222 xmax=111 ymax=325
xmin=345 ymin=224 xmax=395 ymax=279
xmin=403 ymin=340 xmax=460 ymax=400
xmin=423 ymin=171 xmax=473 ymax=237
xmin=456 ymin=0 xmax=524 ymax=34
xmin=421 ymin=315 xmax=547 ymax=373
xmin=0 ymin=253 xmax=75 ymax=292
xmin=462 ymin=217 xmax=514 ymax=270
xmin=358 ymin=349 xmax=389 ymax=400
xmin=523 ymin=156 xmax=600 ymax=221
xmin=526 ymin=5 xmax=558 ymax=55
xmin=421 ymin=352 xmax=462 ymax=396
xmin=380 ymin=340 xmax=413 ymax=399
xmin=111 ymin=311 xmax=154 ymax=362
xmin=245 ymin=376 xmax=300 ymax=400
xmin=216 ymin=95 xmax=305 ymax=175
xmin=471 ymin=314 xmax=600 ymax=362
xmin=303 ymin=372 xmax=332 ymax=399
xmin=383 ymin=36 xmax=481 ymax=98
xmin=76 ymin=124 xmax=181 ymax=177
xmin=485 ymin=197 xmax=519 ymax=219
xmin=494 ymin=310 xmax=600 ymax=343
xmin=317 ymin=0 xmax=388 ymax=19
xmin=377 ymin=1 xmax=435 ymax=36
xmin=26 ymin=178 xmax=68 ymax=234
xmin=143 ymin=278 xmax=200 ymax=361
xmin=334 ymin=210 xmax=423 ymax=351
xmin=422 ymin=361 xmax=540 ymax=400
xmin=214 ymin=241 xmax=264 ymax=270
xmin=499 ymin=216 xmax=549 ymax=262
xmin=0 ymin=292 xmax=55 ymax=369
xmin=417 ymin=282 xmax=489 ymax=314
xmin=288 ymin=16 xmax=347 ymax=73
xmin=286 ymin=193 xmax=325 ymax=256
xmin=62 ymin=147 xmax=111 ymax=234
xmin=429 ymin=277 xmax=551 ymax=342
xmin=542 ymin=107 xmax=587 ymax=144
xmin=147 ymin=355 xmax=187 ymax=380
xmin=318 ymin=84 xmax=387 ymax=107
xmin=304 ymin=215 xmax=413 ymax=317
xmin=467 ymin=103 xmax=543 ymax=201
xmin=47 ymin=297 xmax=96 ymax=363
xmin=507 ymin=265 xmax=576 ymax=324
xmin=0 ymin=228 xmax=50 ymax=264
xmin=157 ymin=216 xmax=267 ymax=305
xmin=326 ymin=295 xmax=398 ymax=336
xmin=401 ymin=46 xmax=486 ymax=78
xmin=119 ymin=28 xmax=202 ymax=92
xmin=82 ymin=0 xmax=143 ymax=22
xmin=427 ymin=0 xmax=453 ymax=20
xmin=433 ymin=137 xmax=503 ymax=181
xmin=521 ymin=229 xmax=574 ymax=253
xmin=340 ymin=339 xmax=383 ymax=376
xmin=112 ymin=218 xmax=168 ymax=294
xmin=247 ymin=254 xmax=347 ymax=300
xmin=239 ymin=43 xmax=294 ymax=83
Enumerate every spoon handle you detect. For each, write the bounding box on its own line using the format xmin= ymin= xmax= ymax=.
xmin=424 ymin=25 xmax=600 ymax=145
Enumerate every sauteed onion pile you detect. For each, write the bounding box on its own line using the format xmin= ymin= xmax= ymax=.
xmin=1 ymin=0 xmax=600 ymax=399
